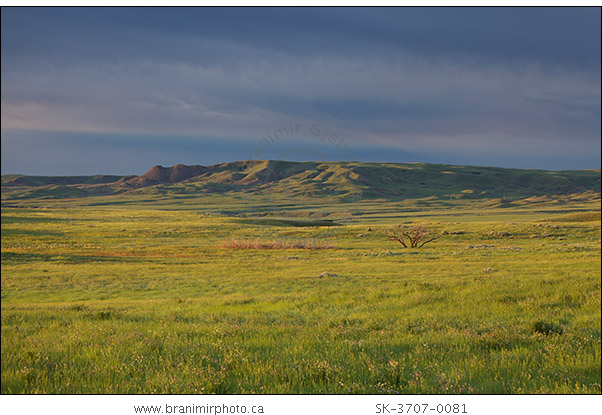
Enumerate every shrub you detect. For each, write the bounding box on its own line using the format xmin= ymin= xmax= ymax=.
xmin=387 ymin=224 xmax=439 ymax=248
xmin=96 ymin=311 xmax=113 ymax=320
xmin=531 ymin=320 xmax=563 ymax=335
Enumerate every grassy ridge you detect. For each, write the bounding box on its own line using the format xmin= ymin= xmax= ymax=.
xmin=1 ymin=193 xmax=600 ymax=393
xmin=3 ymin=161 xmax=600 ymax=202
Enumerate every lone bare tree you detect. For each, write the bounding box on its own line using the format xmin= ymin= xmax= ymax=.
xmin=387 ymin=224 xmax=439 ymax=248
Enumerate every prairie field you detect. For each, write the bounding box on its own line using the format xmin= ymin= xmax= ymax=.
xmin=1 ymin=185 xmax=600 ymax=394
xmin=2 ymin=4 xmax=602 ymax=401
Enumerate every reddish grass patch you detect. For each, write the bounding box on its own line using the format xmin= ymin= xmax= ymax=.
xmin=219 ymin=238 xmax=332 ymax=250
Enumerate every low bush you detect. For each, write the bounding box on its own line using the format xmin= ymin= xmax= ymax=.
xmin=531 ymin=320 xmax=563 ymax=335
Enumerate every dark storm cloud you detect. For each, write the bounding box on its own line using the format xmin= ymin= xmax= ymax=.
xmin=3 ymin=8 xmax=600 ymax=71
xmin=1 ymin=7 xmax=600 ymax=174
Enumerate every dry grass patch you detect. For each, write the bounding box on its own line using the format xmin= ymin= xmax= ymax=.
xmin=219 ymin=238 xmax=332 ymax=250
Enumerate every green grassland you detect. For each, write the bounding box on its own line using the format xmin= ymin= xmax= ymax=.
xmin=1 ymin=162 xmax=601 ymax=394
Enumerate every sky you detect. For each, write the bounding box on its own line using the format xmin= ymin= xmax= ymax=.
xmin=1 ymin=7 xmax=601 ymax=175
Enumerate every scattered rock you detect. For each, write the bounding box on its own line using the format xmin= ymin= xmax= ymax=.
xmin=484 ymin=267 xmax=497 ymax=273
xmin=489 ymin=231 xmax=510 ymax=237
xmin=380 ymin=250 xmax=404 ymax=256
xmin=535 ymin=223 xmax=559 ymax=229
xmin=319 ymin=271 xmax=341 ymax=278
xmin=442 ymin=230 xmax=465 ymax=235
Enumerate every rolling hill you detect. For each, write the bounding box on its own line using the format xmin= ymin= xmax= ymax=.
xmin=2 ymin=160 xmax=600 ymax=203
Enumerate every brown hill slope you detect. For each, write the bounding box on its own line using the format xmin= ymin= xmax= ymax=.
xmin=124 ymin=164 xmax=209 ymax=187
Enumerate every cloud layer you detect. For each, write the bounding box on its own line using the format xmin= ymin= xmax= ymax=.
xmin=2 ymin=7 xmax=600 ymax=174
